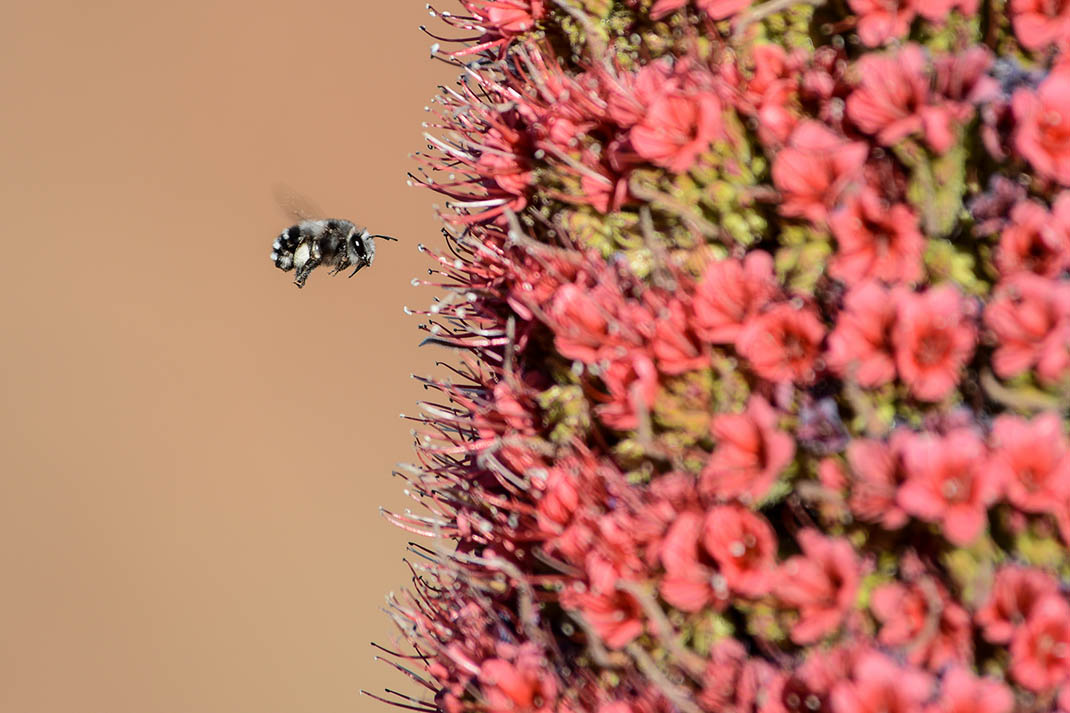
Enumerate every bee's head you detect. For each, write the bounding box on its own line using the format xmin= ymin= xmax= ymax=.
xmin=345 ymin=228 xmax=373 ymax=268
xmin=345 ymin=228 xmax=397 ymax=277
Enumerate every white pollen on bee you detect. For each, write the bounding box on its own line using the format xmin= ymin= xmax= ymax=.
xmin=273 ymin=240 xmax=281 ymax=249
xmin=294 ymin=243 xmax=311 ymax=269
xmin=270 ymin=252 xmax=278 ymax=261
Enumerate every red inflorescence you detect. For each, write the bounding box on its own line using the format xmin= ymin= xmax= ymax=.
xmin=376 ymin=2 xmax=1070 ymax=713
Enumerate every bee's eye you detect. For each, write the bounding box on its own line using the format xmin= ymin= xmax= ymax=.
xmin=349 ymin=234 xmax=368 ymax=260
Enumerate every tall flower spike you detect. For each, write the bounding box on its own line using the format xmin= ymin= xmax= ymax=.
xmin=375 ymin=3 xmax=1070 ymax=712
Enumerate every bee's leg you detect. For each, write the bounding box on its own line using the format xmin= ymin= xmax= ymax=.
xmin=293 ymin=256 xmax=321 ymax=288
xmin=328 ymin=254 xmax=350 ymax=276
xmin=347 ymin=259 xmax=370 ymax=278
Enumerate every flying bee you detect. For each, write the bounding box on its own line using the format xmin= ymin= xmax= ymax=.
xmin=271 ymin=219 xmax=396 ymax=288
xmin=270 ymin=186 xmax=396 ymax=288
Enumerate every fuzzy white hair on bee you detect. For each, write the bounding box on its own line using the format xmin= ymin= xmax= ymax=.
xmin=271 ymin=218 xmax=397 ymax=288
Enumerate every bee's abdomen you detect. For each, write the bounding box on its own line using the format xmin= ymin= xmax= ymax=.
xmin=270 ymin=224 xmax=303 ymax=271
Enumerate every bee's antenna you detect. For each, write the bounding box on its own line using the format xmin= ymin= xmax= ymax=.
xmin=369 ymin=234 xmax=398 ymax=241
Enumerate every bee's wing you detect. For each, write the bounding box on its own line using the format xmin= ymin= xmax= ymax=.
xmin=273 ymin=183 xmax=326 ymax=222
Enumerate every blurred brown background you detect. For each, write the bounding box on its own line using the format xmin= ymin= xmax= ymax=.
xmin=0 ymin=2 xmax=455 ymax=710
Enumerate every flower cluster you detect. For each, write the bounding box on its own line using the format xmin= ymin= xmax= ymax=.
xmin=374 ymin=2 xmax=1070 ymax=713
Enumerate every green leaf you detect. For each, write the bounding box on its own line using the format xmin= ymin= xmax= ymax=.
xmin=774 ymin=239 xmax=832 ymax=295
xmin=906 ymin=140 xmax=967 ymax=238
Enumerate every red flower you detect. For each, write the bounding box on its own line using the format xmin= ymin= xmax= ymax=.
xmin=755 ymin=83 xmax=797 ymax=148
xmin=985 ymin=273 xmax=1070 ymax=383
xmin=932 ymin=47 xmax=998 ymax=108
xmin=650 ymin=298 xmax=710 ymax=374
xmin=777 ymin=530 xmax=861 ymax=644
xmin=995 ymin=199 xmax=1070 ymax=278
xmin=819 ymin=456 xmax=849 ymax=491
xmin=589 ymin=513 xmax=645 ymax=590
xmin=630 ymin=90 xmax=723 ymax=173
xmin=738 ymin=45 xmax=802 ymax=145
xmin=548 ymin=270 xmax=656 ymax=365
xmin=831 ymin=651 xmax=933 ymax=713
xmin=893 ymin=286 xmax=977 ymax=402
xmin=737 ymin=302 xmax=827 ymax=384
xmin=604 ymin=61 xmax=675 ymax=128
xmin=1010 ymin=594 xmax=1070 ymax=691
xmin=827 ymin=281 xmax=898 ymax=388
xmin=658 ymin=510 xmax=729 ymax=612
xmin=847 ymin=0 xmax=917 ymax=47
xmin=898 ymin=429 xmax=999 ymax=545
xmin=479 ymin=650 xmax=558 ymax=713
xmin=472 ymin=0 xmax=546 ymax=35
xmin=976 ymin=565 xmax=1059 ymax=644
xmin=703 ymin=504 xmax=777 ymax=597
xmin=1011 ymin=0 xmax=1070 ymax=50
xmin=698 ymin=640 xmax=775 ymax=713
xmin=763 ymin=649 xmax=844 ymax=713
xmin=692 ymin=252 xmax=778 ymax=345
xmin=548 ymin=283 xmax=612 ymax=364
xmin=740 ymin=43 xmax=791 ymax=103
xmin=698 ymin=0 xmax=753 ymax=18
xmin=477 ymin=381 xmax=537 ymax=440
xmin=563 ymin=586 xmax=644 ymax=650
xmin=772 ymin=121 xmax=869 ymax=225
xmin=535 ymin=464 xmax=580 ymax=533
xmin=844 ymin=431 xmax=912 ymax=529
xmin=649 ymin=0 xmax=688 ymax=16
xmin=846 ymin=45 xmax=959 ymax=154
xmin=596 ymin=351 xmax=660 ymax=431
xmin=801 ymin=46 xmax=848 ymax=116
xmin=579 ymin=160 xmax=629 ymax=214
xmin=828 ymin=186 xmax=925 ymax=285
xmin=697 ymin=639 xmax=746 ymax=711
xmin=477 ymin=127 xmax=534 ymax=196
xmin=871 ymin=579 xmax=972 ymax=669
xmin=988 ymin=412 xmax=1070 ymax=513
xmin=928 ymin=667 xmax=1014 ymax=713
xmin=701 ymin=395 xmax=795 ymax=503
xmin=651 ymin=0 xmax=752 ymax=19
xmin=1013 ymin=67 xmax=1070 ymax=186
